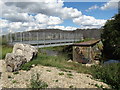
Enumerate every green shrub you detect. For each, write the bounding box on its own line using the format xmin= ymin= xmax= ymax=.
xmin=92 ymin=63 xmax=120 ymax=90
xmin=30 ymin=73 xmax=48 ymax=88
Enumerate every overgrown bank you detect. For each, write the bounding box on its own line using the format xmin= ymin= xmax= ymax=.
xmin=1 ymin=40 xmax=120 ymax=89
xmin=21 ymin=45 xmax=120 ymax=90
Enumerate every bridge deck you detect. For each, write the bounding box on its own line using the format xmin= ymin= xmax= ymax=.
xmin=73 ymin=39 xmax=100 ymax=46
xmin=9 ymin=39 xmax=80 ymax=48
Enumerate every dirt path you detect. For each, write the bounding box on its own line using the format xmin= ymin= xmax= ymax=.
xmin=1 ymin=60 xmax=109 ymax=88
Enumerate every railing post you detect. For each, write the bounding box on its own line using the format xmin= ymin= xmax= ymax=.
xmin=20 ymin=32 xmax=22 ymax=42
xmin=44 ymin=31 xmax=45 ymax=47
xmin=29 ymin=32 xmax=30 ymax=44
xmin=37 ymin=32 xmax=39 ymax=48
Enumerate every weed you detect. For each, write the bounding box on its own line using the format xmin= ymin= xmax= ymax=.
xmin=46 ymin=70 xmax=51 ymax=72
xmin=8 ymin=75 xmax=12 ymax=78
xmin=95 ymin=84 xmax=103 ymax=88
xmin=60 ymin=69 xmax=68 ymax=72
xmin=13 ymin=71 xmax=19 ymax=75
xmin=58 ymin=72 xmax=64 ymax=76
xmin=12 ymin=80 xmax=18 ymax=83
xmin=30 ymin=73 xmax=48 ymax=88
xmin=67 ymin=73 xmax=73 ymax=77
xmin=69 ymin=85 xmax=74 ymax=88
xmin=54 ymin=80 xmax=58 ymax=82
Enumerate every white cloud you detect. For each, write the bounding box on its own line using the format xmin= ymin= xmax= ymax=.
xmin=0 ymin=19 xmax=9 ymax=28
xmin=73 ymin=15 xmax=106 ymax=28
xmin=47 ymin=16 xmax=63 ymax=25
xmin=35 ymin=14 xmax=63 ymax=25
xmin=47 ymin=25 xmax=77 ymax=30
xmin=35 ymin=14 xmax=48 ymax=23
xmin=9 ymin=22 xmax=22 ymax=29
xmin=60 ymin=7 xmax=82 ymax=19
xmin=86 ymin=5 xmax=99 ymax=12
xmin=3 ymin=1 xmax=82 ymax=20
xmin=100 ymin=0 xmax=119 ymax=10
xmin=3 ymin=13 xmax=34 ymax=22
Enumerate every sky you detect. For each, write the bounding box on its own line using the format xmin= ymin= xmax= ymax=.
xmin=0 ymin=0 xmax=119 ymax=35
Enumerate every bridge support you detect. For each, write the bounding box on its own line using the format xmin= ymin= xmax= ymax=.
xmin=72 ymin=40 xmax=102 ymax=64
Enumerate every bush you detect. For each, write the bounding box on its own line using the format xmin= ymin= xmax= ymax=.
xmin=92 ymin=63 xmax=120 ymax=90
xmin=30 ymin=73 xmax=48 ymax=88
xmin=101 ymin=14 xmax=120 ymax=60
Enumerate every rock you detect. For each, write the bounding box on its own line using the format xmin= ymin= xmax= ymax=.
xmin=5 ymin=53 xmax=27 ymax=72
xmin=13 ymin=43 xmax=38 ymax=62
xmin=85 ymin=63 xmax=95 ymax=67
xmin=5 ymin=43 xmax=38 ymax=72
xmin=67 ymin=59 xmax=73 ymax=63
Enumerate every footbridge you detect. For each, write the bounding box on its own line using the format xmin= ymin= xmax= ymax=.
xmin=6 ymin=29 xmax=84 ymax=48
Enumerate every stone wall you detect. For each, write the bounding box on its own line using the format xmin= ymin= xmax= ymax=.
xmin=73 ymin=41 xmax=102 ymax=64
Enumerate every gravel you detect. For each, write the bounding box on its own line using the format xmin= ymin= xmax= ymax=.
xmin=0 ymin=60 xmax=109 ymax=88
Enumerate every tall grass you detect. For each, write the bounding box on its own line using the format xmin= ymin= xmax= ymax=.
xmin=21 ymin=51 xmax=91 ymax=74
xmin=91 ymin=63 xmax=120 ymax=90
xmin=0 ymin=36 xmax=13 ymax=59
xmin=0 ymin=45 xmax=13 ymax=59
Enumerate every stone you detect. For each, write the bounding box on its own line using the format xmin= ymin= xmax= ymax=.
xmin=13 ymin=43 xmax=38 ymax=62
xmin=67 ymin=59 xmax=73 ymax=63
xmin=5 ymin=53 xmax=27 ymax=72
xmin=5 ymin=43 xmax=38 ymax=72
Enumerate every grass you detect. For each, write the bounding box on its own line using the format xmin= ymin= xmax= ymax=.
xmin=21 ymin=51 xmax=92 ymax=74
xmin=0 ymin=36 xmax=13 ymax=59
xmin=76 ymin=38 xmax=94 ymax=43
xmin=40 ymin=46 xmax=66 ymax=51
xmin=0 ymin=45 xmax=13 ymax=59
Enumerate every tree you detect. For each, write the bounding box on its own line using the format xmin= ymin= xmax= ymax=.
xmin=101 ymin=14 xmax=120 ymax=60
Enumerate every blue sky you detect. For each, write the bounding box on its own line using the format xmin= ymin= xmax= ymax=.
xmin=60 ymin=2 xmax=118 ymax=27
xmin=64 ymin=2 xmax=117 ymax=19
xmin=0 ymin=0 xmax=119 ymax=35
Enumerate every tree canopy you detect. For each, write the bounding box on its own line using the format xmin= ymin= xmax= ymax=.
xmin=101 ymin=14 xmax=120 ymax=60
